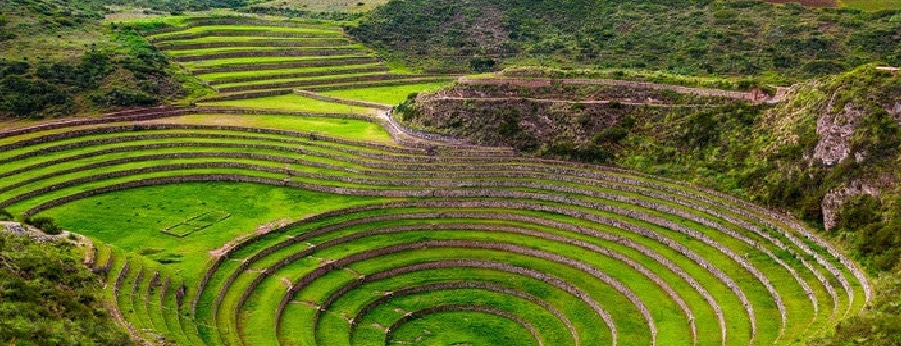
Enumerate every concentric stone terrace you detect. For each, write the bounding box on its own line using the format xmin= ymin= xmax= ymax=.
xmin=0 ymin=104 xmax=869 ymax=346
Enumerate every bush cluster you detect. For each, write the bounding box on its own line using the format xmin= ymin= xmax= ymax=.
xmin=0 ymin=30 xmax=182 ymax=118
xmin=0 ymin=232 xmax=136 ymax=345
xmin=0 ymin=209 xmax=13 ymax=221
xmin=24 ymin=216 xmax=62 ymax=235
xmin=350 ymin=0 xmax=901 ymax=77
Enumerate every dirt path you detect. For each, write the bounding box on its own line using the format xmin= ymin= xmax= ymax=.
xmin=459 ymin=76 xmax=783 ymax=103
xmin=428 ymin=96 xmax=714 ymax=107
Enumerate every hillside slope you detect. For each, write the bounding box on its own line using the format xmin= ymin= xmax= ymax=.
xmin=350 ymin=0 xmax=901 ymax=77
xmin=0 ymin=0 xmax=203 ymax=119
xmin=401 ymin=65 xmax=901 ymax=272
xmin=0 ymin=229 xmax=136 ymax=345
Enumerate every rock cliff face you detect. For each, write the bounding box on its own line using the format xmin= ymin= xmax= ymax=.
xmin=887 ymin=102 xmax=901 ymax=122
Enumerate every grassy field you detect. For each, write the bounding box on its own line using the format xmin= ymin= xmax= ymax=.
xmin=41 ymin=183 xmax=389 ymax=281
xmin=198 ymin=64 xmax=386 ymax=82
xmin=182 ymin=55 xmax=371 ymax=69
xmin=390 ymin=311 xmax=541 ymax=345
xmin=250 ymin=0 xmax=391 ymax=12
xmin=839 ymin=0 xmax=901 ymax=10
xmin=165 ymin=45 xmax=364 ymax=57
xmin=214 ymin=72 xmax=387 ymax=88
xmin=320 ymin=82 xmax=452 ymax=104
xmin=149 ymin=25 xmax=343 ymax=39
xmin=197 ymin=94 xmax=378 ymax=114
xmin=142 ymin=113 xmax=392 ymax=142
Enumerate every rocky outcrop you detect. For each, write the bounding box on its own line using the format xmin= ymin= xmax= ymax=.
xmin=822 ymin=179 xmax=885 ymax=231
xmin=812 ymin=99 xmax=866 ymax=166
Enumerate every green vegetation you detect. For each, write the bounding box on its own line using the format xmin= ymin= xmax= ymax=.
xmin=249 ymin=0 xmax=389 ymax=13
xmin=840 ymin=0 xmax=901 ymax=11
xmin=501 ymin=66 xmax=773 ymax=90
xmin=24 ymin=216 xmax=62 ymax=235
xmin=198 ymin=64 xmax=385 ymax=82
xmin=815 ymin=267 xmax=901 ymax=345
xmin=321 ymin=82 xmax=451 ymax=104
xmin=137 ymin=18 xmax=455 ymax=107
xmin=0 ymin=11 xmax=187 ymax=118
xmin=199 ymin=94 xmax=376 ymax=113
xmin=42 ymin=183 xmax=387 ymax=280
xmin=143 ymin=113 xmax=394 ymax=142
xmin=350 ymin=0 xmax=901 ymax=77
xmin=389 ymin=310 xmax=541 ymax=345
xmin=0 ymin=232 xmax=135 ymax=345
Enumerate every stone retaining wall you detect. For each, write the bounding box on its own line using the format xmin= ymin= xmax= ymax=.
xmin=274 ymin=254 xmax=617 ymax=345
xmin=5 ymin=109 xmax=864 ymax=328
xmin=159 ymin=39 xmax=351 ymax=51
xmin=171 ymin=49 xmax=363 ymax=63
xmin=13 ymin=157 xmax=849 ymax=320
xmin=200 ymin=90 xmax=294 ymax=102
xmin=0 ymin=109 xmax=192 ymax=140
xmin=143 ymin=19 xmax=341 ymax=36
xmin=459 ymin=77 xmax=772 ymax=103
xmin=385 ymin=305 xmax=542 ymax=345
xmin=217 ymin=73 xmax=427 ymax=94
xmin=149 ymin=31 xmax=341 ymax=43
xmin=344 ymin=281 xmax=577 ymax=345
xmin=190 ymin=57 xmax=379 ymax=75
xmin=294 ymin=90 xmax=392 ymax=110
xmin=209 ymin=66 xmax=388 ymax=86
xmin=304 ymin=77 xmax=451 ymax=92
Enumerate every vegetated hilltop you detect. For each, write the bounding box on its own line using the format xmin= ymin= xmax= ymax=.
xmin=0 ymin=0 xmax=220 ymax=119
xmin=400 ymin=65 xmax=901 ymax=271
xmin=350 ymin=0 xmax=901 ymax=77
xmin=0 ymin=229 xmax=136 ymax=345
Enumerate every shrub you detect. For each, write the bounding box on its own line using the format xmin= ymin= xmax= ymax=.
xmin=0 ymin=209 xmax=12 ymax=221
xmin=90 ymin=88 xmax=157 ymax=107
xmin=25 ymin=216 xmax=62 ymax=235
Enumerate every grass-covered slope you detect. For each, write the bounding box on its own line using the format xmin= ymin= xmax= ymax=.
xmin=350 ymin=0 xmax=901 ymax=76
xmin=0 ymin=231 xmax=136 ymax=345
xmin=0 ymin=0 xmax=191 ymax=119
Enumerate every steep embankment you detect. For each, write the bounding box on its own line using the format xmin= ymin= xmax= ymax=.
xmin=0 ymin=0 xmax=207 ymax=119
xmin=350 ymin=0 xmax=901 ymax=76
xmin=0 ymin=228 xmax=136 ymax=345
xmin=400 ymin=66 xmax=901 ymax=273
xmin=399 ymin=75 xmax=768 ymax=161
xmin=749 ymin=66 xmax=900 ymax=271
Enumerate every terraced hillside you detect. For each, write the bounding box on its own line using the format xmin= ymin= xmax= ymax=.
xmin=145 ymin=18 xmax=455 ymax=103
xmin=0 ymin=100 xmax=871 ymax=345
